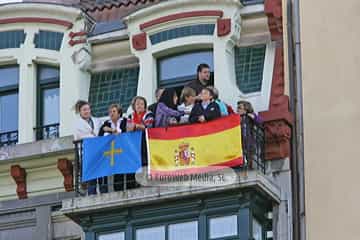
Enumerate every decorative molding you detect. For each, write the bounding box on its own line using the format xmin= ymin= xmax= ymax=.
xmin=139 ymin=10 xmax=224 ymax=30
xmin=10 ymin=165 xmax=27 ymax=199
xmin=0 ymin=17 xmax=73 ymax=28
xmin=68 ymin=31 xmax=87 ymax=47
xmin=264 ymin=0 xmax=282 ymax=41
xmin=57 ymin=158 xmax=74 ymax=192
xmin=217 ymin=18 xmax=231 ymax=37
xmin=260 ymin=0 xmax=293 ymax=160
xmin=69 ymin=39 xmax=87 ymax=46
xmin=69 ymin=31 xmax=87 ymax=38
xmin=132 ymin=32 xmax=147 ymax=50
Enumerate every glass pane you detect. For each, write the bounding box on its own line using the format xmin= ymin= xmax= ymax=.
xmin=169 ymin=221 xmax=198 ymax=240
xmin=0 ymin=93 xmax=18 ymax=132
xmin=209 ymin=215 xmax=238 ymax=239
xmin=98 ymin=232 xmax=125 ymax=240
xmin=38 ymin=65 xmax=59 ymax=83
xmin=136 ymin=226 xmax=165 ymax=240
xmin=253 ymin=218 xmax=263 ymax=240
xmin=159 ymin=51 xmax=213 ymax=82
xmin=42 ymin=88 xmax=59 ymax=125
xmin=0 ymin=66 xmax=19 ymax=88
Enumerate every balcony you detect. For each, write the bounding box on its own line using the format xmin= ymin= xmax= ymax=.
xmin=72 ymin=116 xmax=266 ymax=197
xmin=0 ymin=130 xmax=18 ymax=147
xmin=34 ymin=123 xmax=60 ymax=140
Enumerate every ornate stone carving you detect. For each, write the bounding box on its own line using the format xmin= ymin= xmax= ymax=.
xmin=132 ymin=32 xmax=147 ymax=50
xmin=217 ymin=18 xmax=231 ymax=37
xmin=10 ymin=165 xmax=27 ymax=199
xmin=57 ymin=158 xmax=74 ymax=192
xmin=265 ymin=0 xmax=283 ymax=41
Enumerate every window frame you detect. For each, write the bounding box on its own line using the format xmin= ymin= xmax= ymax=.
xmin=35 ymin=64 xmax=60 ymax=140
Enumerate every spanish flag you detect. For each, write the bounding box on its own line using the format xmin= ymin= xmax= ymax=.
xmin=147 ymin=114 xmax=243 ymax=175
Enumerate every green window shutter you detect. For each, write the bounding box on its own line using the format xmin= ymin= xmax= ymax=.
xmin=89 ymin=68 xmax=139 ymax=117
xmin=235 ymin=45 xmax=266 ymax=94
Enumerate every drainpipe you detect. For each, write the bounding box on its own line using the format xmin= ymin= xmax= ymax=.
xmin=286 ymin=2 xmax=299 ymax=240
xmin=288 ymin=0 xmax=307 ymax=240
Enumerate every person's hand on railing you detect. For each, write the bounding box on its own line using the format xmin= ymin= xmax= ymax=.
xmin=198 ymin=115 xmax=206 ymax=123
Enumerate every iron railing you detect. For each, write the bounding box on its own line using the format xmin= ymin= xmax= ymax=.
xmin=240 ymin=115 xmax=266 ymax=173
xmin=73 ymin=116 xmax=265 ymax=196
xmin=34 ymin=123 xmax=60 ymax=140
xmin=0 ymin=130 xmax=18 ymax=147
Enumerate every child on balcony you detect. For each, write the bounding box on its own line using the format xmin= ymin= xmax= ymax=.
xmin=189 ymin=87 xmax=221 ymax=123
xmin=127 ymin=96 xmax=154 ymax=131
xmin=155 ymin=88 xmax=185 ymax=127
xmin=177 ymin=87 xmax=196 ymax=124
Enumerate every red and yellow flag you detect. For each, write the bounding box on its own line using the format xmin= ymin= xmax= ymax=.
xmin=147 ymin=114 xmax=243 ymax=175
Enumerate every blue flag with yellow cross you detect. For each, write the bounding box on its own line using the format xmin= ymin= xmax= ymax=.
xmin=82 ymin=131 xmax=142 ymax=182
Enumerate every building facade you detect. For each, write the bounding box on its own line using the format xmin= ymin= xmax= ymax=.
xmin=0 ymin=0 xmax=296 ymax=240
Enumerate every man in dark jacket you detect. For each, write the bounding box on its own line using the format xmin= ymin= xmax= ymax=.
xmin=186 ymin=63 xmax=213 ymax=95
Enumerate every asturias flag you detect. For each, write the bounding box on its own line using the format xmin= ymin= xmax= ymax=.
xmin=147 ymin=114 xmax=243 ymax=175
xmin=82 ymin=131 xmax=142 ymax=182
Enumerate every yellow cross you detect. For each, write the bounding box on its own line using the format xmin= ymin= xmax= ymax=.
xmin=103 ymin=140 xmax=122 ymax=166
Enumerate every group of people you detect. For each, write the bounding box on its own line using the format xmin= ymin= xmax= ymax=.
xmin=74 ymin=63 xmax=261 ymax=194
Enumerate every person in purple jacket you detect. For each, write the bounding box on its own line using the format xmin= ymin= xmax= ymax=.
xmin=155 ymin=88 xmax=184 ymax=127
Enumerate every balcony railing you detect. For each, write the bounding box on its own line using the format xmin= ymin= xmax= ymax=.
xmin=0 ymin=130 xmax=18 ymax=147
xmin=34 ymin=123 xmax=60 ymax=140
xmin=73 ymin=116 xmax=265 ymax=197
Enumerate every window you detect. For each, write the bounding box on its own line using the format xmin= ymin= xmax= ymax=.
xmin=169 ymin=221 xmax=198 ymax=240
xmin=0 ymin=30 xmax=26 ymax=49
xmin=0 ymin=66 xmax=19 ymax=146
xmin=98 ymin=232 xmax=125 ymax=240
xmin=158 ymin=51 xmax=214 ymax=94
xmin=150 ymin=24 xmax=215 ymax=45
xmin=235 ymin=45 xmax=266 ymax=94
xmin=89 ymin=68 xmax=139 ymax=117
xmin=136 ymin=226 xmax=165 ymax=240
xmin=252 ymin=218 xmax=263 ymax=240
xmin=34 ymin=30 xmax=64 ymax=51
xmin=36 ymin=65 xmax=60 ymax=140
xmin=209 ymin=215 xmax=238 ymax=239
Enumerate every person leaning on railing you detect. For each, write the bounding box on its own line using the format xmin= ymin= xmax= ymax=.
xmin=98 ymin=104 xmax=127 ymax=193
xmin=127 ymin=96 xmax=154 ymax=174
xmin=237 ymin=100 xmax=262 ymax=169
xmin=73 ymin=100 xmax=103 ymax=195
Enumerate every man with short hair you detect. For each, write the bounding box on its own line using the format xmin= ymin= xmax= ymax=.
xmin=148 ymin=87 xmax=165 ymax=114
xmin=186 ymin=63 xmax=213 ymax=95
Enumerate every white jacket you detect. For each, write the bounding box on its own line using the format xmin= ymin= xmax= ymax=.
xmin=73 ymin=117 xmax=102 ymax=141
